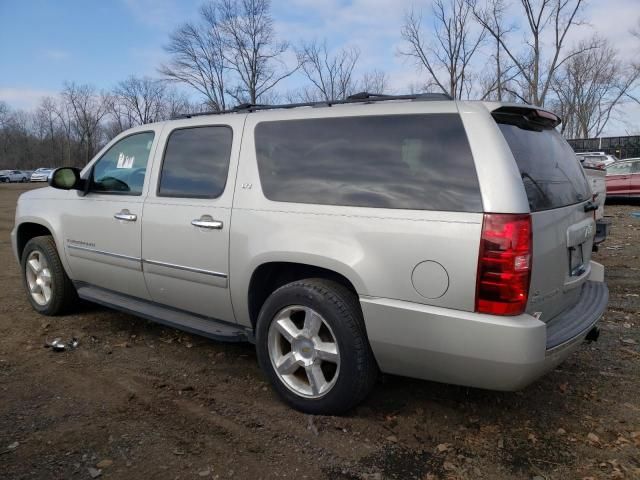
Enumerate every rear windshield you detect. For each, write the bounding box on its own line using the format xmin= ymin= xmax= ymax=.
xmin=254 ymin=114 xmax=483 ymax=212
xmin=498 ymin=124 xmax=591 ymax=212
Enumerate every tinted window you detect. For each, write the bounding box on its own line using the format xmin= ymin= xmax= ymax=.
xmin=606 ymin=162 xmax=632 ymax=176
xmin=498 ymin=124 xmax=591 ymax=211
xmin=254 ymin=114 xmax=482 ymax=211
xmin=633 ymin=161 xmax=640 ymax=173
xmin=92 ymin=132 xmax=155 ymax=195
xmin=159 ymin=126 xmax=232 ymax=198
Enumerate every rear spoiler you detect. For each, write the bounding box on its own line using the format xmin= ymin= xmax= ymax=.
xmin=491 ymin=106 xmax=561 ymax=131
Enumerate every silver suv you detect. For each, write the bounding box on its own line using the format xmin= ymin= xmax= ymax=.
xmin=12 ymin=94 xmax=609 ymax=414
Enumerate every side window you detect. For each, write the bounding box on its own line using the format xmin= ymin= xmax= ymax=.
xmin=91 ymin=132 xmax=155 ymax=195
xmin=254 ymin=114 xmax=482 ymax=212
xmin=632 ymin=161 xmax=640 ymax=174
xmin=607 ymin=163 xmax=631 ymax=176
xmin=158 ymin=126 xmax=232 ymax=198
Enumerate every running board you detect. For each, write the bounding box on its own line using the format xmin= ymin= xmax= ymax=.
xmin=76 ymin=284 xmax=249 ymax=343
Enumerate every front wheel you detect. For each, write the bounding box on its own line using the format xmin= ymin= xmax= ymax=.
xmin=256 ymin=278 xmax=378 ymax=414
xmin=21 ymin=236 xmax=78 ymax=315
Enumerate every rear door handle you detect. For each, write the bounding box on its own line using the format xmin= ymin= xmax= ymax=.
xmin=114 ymin=209 xmax=137 ymax=222
xmin=191 ymin=215 xmax=223 ymax=230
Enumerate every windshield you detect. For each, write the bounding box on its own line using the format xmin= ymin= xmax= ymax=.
xmin=498 ymin=124 xmax=591 ymax=212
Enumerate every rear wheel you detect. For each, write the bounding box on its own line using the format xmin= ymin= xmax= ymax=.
xmin=256 ymin=278 xmax=378 ymax=414
xmin=21 ymin=236 xmax=77 ymax=315
xmin=20 ymin=177 xmax=27 ymax=183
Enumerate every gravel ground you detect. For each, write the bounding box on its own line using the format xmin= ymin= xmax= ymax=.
xmin=0 ymin=183 xmax=638 ymax=480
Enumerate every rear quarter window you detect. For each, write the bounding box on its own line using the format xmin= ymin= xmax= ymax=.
xmin=254 ymin=114 xmax=482 ymax=212
xmin=498 ymin=124 xmax=591 ymax=212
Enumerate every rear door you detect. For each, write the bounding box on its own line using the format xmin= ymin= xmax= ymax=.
xmin=496 ymin=118 xmax=595 ymax=322
xmin=141 ymin=119 xmax=242 ymax=323
xmin=605 ymin=162 xmax=632 ymax=197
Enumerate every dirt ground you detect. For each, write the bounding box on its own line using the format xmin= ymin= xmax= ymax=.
xmin=0 ymin=183 xmax=638 ymax=480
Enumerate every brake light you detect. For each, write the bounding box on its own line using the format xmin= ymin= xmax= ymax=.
xmin=476 ymin=214 xmax=532 ymax=315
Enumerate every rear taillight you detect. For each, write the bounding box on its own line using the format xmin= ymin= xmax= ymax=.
xmin=475 ymin=213 xmax=532 ymax=316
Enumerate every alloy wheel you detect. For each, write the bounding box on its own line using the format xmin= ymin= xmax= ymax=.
xmin=25 ymin=250 xmax=53 ymax=306
xmin=267 ymin=305 xmax=340 ymax=398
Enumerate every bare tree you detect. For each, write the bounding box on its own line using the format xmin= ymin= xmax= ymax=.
xmin=625 ymin=18 xmax=640 ymax=106
xmin=112 ymin=76 xmax=168 ymax=125
xmin=33 ymin=97 xmax=64 ymax=165
xmin=473 ymin=0 xmax=589 ymax=106
xmin=218 ymin=0 xmax=297 ymax=104
xmin=296 ymin=40 xmax=360 ymax=101
xmin=0 ymin=101 xmax=10 ymax=129
xmin=471 ymin=0 xmax=520 ymax=100
xmin=162 ymin=0 xmax=295 ymax=107
xmin=359 ymin=70 xmax=390 ymax=94
xmin=160 ymin=2 xmax=228 ymax=110
xmin=163 ymin=89 xmax=199 ymax=119
xmin=400 ymin=0 xmax=485 ymax=99
xmin=550 ymin=37 xmax=639 ymax=138
xmin=61 ymin=82 xmax=109 ymax=165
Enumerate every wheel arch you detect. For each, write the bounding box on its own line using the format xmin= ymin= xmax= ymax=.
xmin=16 ymin=221 xmax=55 ymax=258
xmin=14 ymin=219 xmax=71 ymax=279
xmin=245 ymin=260 xmax=364 ymax=331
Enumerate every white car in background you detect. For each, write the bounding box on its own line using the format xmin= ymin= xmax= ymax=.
xmin=577 ymin=152 xmax=618 ymax=169
xmin=0 ymin=170 xmax=30 ymax=183
xmin=30 ymin=168 xmax=54 ymax=182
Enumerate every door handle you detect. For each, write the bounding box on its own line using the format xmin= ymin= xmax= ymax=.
xmin=191 ymin=215 xmax=223 ymax=230
xmin=114 ymin=209 xmax=137 ymax=222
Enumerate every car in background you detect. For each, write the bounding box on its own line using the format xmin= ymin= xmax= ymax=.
xmin=30 ymin=168 xmax=54 ymax=182
xmin=577 ymin=155 xmax=610 ymax=246
xmin=0 ymin=170 xmax=29 ymax=183
xmin=577 ymin=152 xmax=619 ymax=169
xmin=606 ymin=158 xmax=640 ymax=199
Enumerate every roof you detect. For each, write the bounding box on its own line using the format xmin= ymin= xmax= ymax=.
xmin=175 ymin=92 xmax=454 ymax=119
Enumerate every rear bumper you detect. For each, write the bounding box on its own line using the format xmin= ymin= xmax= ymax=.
xmin=361 ymin=267 xmax=608 ymax=391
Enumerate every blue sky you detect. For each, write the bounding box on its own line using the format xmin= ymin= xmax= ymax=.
xmin=1 ymin=0 xmax=639 ymax=134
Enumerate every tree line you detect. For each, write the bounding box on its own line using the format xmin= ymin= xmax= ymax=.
xmin=1 ymin=0 xmax=639 ymax=170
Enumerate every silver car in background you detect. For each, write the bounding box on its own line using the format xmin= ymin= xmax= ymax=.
xmin=12 ymin=95 xmax=609 ymax=414
xmin=30 ymin=168 xmax=54 ymax=182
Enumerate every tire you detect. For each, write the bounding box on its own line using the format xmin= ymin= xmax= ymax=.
xmin=20 ymin=177 xmax=27 ymax=183
xmin=21 ymin=235 xmax=78 ymax=315
xmin=256 ymin=278 xmax=378 ymax=414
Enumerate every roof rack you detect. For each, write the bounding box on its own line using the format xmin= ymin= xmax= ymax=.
xmin=175 ymin=91 xmax=453 ymax=119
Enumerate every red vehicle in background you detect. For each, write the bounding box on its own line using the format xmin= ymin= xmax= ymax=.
xmin=606 ymin=159 xmax=640 ymax=199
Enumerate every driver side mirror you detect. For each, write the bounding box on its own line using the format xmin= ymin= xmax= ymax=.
xmin=49 ymin=167 xmax=84 ymax=191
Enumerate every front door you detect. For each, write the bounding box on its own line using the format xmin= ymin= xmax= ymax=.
xmin=61 ymin=129 xmax=160 ymax=300
xmin=141 ymin=121 xmax=241 ymax=323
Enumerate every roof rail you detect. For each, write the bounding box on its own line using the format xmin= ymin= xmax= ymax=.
xmin=175 ymin=91 xmax=453 ymax=119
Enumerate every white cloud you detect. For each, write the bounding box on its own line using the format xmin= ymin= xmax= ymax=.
xmin=0 ymin=87 xmax=57 ymax=110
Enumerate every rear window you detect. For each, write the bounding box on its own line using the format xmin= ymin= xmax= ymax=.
xmin=254 ymin=114 xmax=482 ymax=212
xmin=498 ymin=124 xmax=591 ymax=212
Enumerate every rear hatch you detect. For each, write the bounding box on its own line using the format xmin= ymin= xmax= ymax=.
xmin=493 ymin=107 xmax=595 ymax=323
